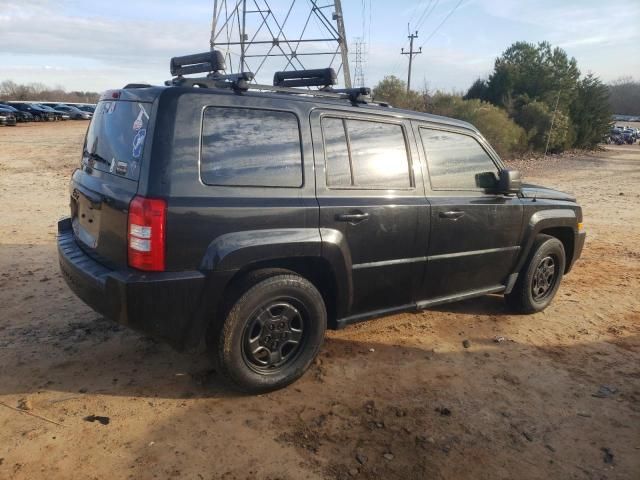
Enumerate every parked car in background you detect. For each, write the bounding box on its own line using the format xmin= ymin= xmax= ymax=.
xmin=6 ymin=102 xmax=54 ymax=121
xmin=621 ymin=129 xmax=636 ymax=144
xmin=77 ymin=104 xmax=96 ymax=114
xmin=44 ymin=104 xmax=92 ymax=120
xmin=34 ymin=104 xmax=70 ymax=121
xmin=0 ymin=110 xmax=17 ymax=126
xmin=0 ymin=104 xmax=33 ymax=122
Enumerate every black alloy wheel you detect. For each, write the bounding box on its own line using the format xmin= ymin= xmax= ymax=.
xmin=212 ymin=271 xmax=327 ymax=393
xmin=241 ymin=300 xmax=306 ymax=373
xmin=505 ymin=234 xmax=566 ymax=314
xmin=531 ymin=255 xmax=558 ymax=301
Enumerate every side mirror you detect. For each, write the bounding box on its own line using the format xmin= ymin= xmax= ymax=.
xmin=497 ymin=169 xmax=522 ymax=195
xmin=475 ymin=171 xmax=499 ymax=190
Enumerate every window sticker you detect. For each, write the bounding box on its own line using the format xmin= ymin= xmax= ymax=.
xmin=132 ymin=128 xmax=146 ymax=158
xmin=132 ymin=103 xmax=149 ymax=131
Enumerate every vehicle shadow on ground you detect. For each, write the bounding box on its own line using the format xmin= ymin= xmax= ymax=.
xmin=0 ymin=243 xmax=522 ymax=401
xmin=113 ymin=334 xmax=640 ymax=479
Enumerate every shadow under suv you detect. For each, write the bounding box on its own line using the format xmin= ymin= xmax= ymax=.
xmin=58 ymin=51 xmax=586 ymax=393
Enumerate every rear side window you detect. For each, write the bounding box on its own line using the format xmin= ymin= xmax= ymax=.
xmin=321 ymin=116 xmax=411 ymax=189
xmin=420 ymin=128 xmax=498 ymax=190
xmin=201 ymin=107 xmax=303 ymax=187
xmin=83 ymin=100 xmax=151 ymax=180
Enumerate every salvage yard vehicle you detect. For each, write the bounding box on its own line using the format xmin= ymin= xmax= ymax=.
xmin=0 ymin=110 xmax=17 ymax=126
xmin=34 ymin=104 xmax=70 ymax=121
xmin=58 ymin=51 xmax=586 ymax=393
xmin=6 ymin=102 xmax=54 ymax=121
xmin=43 ymin=104 xmax=91 ymax=120
xmin=77 ymin=104 xmax=96 ymax=114
xmin=0 ymin=104 xmax=33 ymax=122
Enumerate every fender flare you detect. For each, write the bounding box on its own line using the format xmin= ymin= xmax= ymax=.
xmin=513 ymin=208 xmax=578 ymax=273
xmin=199 ymin=227 xmax=354 ymax=321
xmin=200 ymin=228 xmax=323 ymax=271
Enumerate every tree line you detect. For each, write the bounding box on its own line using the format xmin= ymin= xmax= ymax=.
xmin=608 ymin=77 xmax=640 ymax=116
xmin=0 ymin=80 xmax=100 ymax=104
xmin=373 ymin=41 xmax=629 ymax=158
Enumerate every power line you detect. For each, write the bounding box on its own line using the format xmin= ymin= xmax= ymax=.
xmin=419 ymin=0 xmax=465 ymax=49
xmin=414 ymin=0 xmax=436 ymax=32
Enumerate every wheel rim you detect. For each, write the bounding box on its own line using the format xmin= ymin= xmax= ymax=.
xmin=241 ymin=300 xmax=306 ymax=373
xmin=531 ymin=255 xmax=557 ymax=301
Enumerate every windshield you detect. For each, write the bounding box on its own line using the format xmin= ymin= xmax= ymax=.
xmin=82 ymin=100 xmax=151 ymax=181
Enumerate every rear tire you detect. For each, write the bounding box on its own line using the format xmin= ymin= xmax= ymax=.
xmin=212 ymin=273 xmax=326 ymax=393
xmin=505 ymin=234 xmax=565 ymax=314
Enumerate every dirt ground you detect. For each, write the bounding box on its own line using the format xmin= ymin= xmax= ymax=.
xmin=0 ymin=121 xmax=639 ymax=480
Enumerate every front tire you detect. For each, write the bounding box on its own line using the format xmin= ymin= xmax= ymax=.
xmin=212 ymin=273 xmax=327 ymax=393
xmin=506 ymin=234 xmax=566 ymax=314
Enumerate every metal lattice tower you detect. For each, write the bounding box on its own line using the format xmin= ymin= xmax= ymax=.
xmin=209 ymin=0 xmax=351 ymax=87
xmin=352 ymin=37 xmax=366 ymax=88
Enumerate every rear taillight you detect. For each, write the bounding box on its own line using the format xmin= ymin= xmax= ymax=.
xmin=127 ymin=195 xmax=166 ymax=271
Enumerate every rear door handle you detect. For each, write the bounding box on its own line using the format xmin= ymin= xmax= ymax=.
xmin=336 ymin=212 xmax=370 ymax=224
xmin=439 ymin=210 xmax=465 ymax=220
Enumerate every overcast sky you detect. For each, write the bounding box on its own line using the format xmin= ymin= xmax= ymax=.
xmin=1 ymin=0 xmax=638 ymax=93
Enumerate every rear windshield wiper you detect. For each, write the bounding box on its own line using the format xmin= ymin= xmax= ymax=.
xmin=83 ymin=150 xmax=110 ymax=166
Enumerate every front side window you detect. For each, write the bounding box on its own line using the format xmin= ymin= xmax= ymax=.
xmin=420 ymin=128 xmax=498 ymax=190
xmin=201 ymin=107 xmax=302 ymax=187
xmin=321 ymin=116 xmax=411 ymax=189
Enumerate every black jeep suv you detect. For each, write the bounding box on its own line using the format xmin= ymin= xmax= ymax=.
xmin=58 ymin=52 xmax=585 ymax=392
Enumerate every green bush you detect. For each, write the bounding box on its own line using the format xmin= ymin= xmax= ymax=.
xmin=514 ymin=101 xmax=573 ymax=152
xmin=372 ymin=75 xmax=425 ymax=110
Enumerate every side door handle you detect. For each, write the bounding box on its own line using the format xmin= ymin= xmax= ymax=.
xmin=336 ymin=212 xmax=370 ymax=224
xmin=439 ymin=210 xmax=465 ymax=220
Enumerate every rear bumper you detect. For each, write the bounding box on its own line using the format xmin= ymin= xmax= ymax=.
xmin=57 ymin=217 xmax=209 ymax=350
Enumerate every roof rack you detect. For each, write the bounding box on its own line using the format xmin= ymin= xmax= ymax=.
xmin=165 ymin=50 xmax=381 ymax=105
xmin=273 ymin=68 xmax=336 ymax=88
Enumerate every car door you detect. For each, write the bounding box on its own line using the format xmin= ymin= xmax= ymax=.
xmin=415 ymin=124 xmax=523 ymax=302
xmin=311 ymin=110 xmax=429 ymax=318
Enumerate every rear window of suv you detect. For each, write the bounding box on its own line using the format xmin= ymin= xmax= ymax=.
xmin=200 ymin=107 xmax=303 ymax=187
xmin=83 ymin=100 xmax=151 ymax=180
xmin=321 ymin=116 xmax=411 ymax=189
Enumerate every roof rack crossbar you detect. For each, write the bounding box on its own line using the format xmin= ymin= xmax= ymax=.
xmin=166 ymin=72 xmax=254 ymax=92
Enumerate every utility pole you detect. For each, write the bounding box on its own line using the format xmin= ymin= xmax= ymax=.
xmin=401 ymin=29 xmax=422 ymax=92
xmin=334 ymin=0 xmax=352 ymax=87
xmin=544 ymin=91 xmax=561 ymax=156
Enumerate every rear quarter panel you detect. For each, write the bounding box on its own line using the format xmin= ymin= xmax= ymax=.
xmin=147 ymin=90 xmax=319 ymax=271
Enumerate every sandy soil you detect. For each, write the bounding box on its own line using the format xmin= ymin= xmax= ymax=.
xmin=0 ymin=122 xmax=639 ymax=480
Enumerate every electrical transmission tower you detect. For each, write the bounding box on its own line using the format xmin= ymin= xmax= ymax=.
xmin=209 ymin=0 xmax=352 ymax=87
xmin=352 ymin=37 xmax=366 ymax=88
